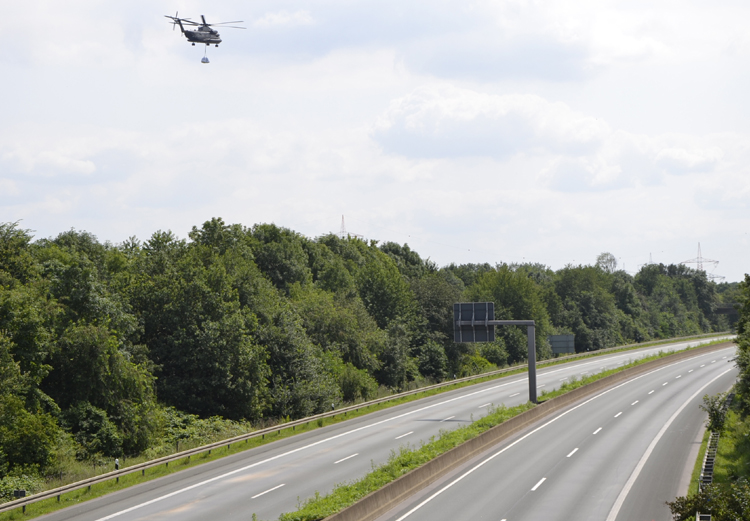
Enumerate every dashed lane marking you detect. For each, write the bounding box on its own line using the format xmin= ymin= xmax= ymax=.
xmin=531 ymin=477 xmax=546 ymax=491
xmin=614 ymin=412 xmax=622 ymax=418
xmin=395 ymin=431 xmax=413 ymax=440
xmin=648 ymin=390 xmax=654 ymax=394
xmin=567 ymin=448 xmax=579 ymax=458
xmin=631 ymin=401 xmax=638 ymax=405
xmin=593 ymin=427 xmax=602 ymax=435
xmin=440 ymin=416 xmax=455 ymax=422
xmin=334 ymin=454 xmax=358 ymax=464
xmin=251 ymin=484 xmax=285 ymax=499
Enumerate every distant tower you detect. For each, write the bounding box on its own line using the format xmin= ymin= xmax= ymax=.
xmin=339 ymin=215 xmax=347 ymax=239
xmin=681 ymin=243 xmax=718 ymax=272
xmin=681 ymin=243 xmax=724 ymax=280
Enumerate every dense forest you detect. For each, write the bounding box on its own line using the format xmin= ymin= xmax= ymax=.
xmin=0 ymin=219 xmax=740 ymax=494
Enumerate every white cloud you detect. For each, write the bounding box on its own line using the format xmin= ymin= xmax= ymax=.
xmin=253 ymin=10 xmax=314 ymax=28
xmin=373 ymin=85 xmax=609 ymax=159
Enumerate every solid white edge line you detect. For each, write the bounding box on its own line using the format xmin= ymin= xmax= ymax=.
xmin=531 ymin=477 xmax=546 ymax=491
xmin=334 ymin=453 xmax=359 ymax=464
xmin=605 ymin=367 xmax=734 ymax=521
xmin=566 ymin=448 xmax=579 ymax=458
xmin=392 ymin=348 xmax=734 ymax=521
xmin=395 ymin=431 xmax=414 ymax=440
xmin=251 ymin=483 xmax=285 ymax=499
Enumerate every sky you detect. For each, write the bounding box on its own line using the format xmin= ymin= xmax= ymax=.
xmin=2 ymin=1 xmax=749 ymax=281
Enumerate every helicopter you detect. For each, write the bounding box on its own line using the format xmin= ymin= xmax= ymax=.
xmin=165 ymin=13 xmax=245 ymax=62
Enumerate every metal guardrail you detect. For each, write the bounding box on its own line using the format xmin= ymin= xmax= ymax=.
xmin=0 ymin=332 xmax=734 ymax=514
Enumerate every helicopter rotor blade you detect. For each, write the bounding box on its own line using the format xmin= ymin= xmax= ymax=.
xmin=208 ymin=20 xmax=244 ymax=25
xmin=201 ymin=14 xmax=207 ymax=25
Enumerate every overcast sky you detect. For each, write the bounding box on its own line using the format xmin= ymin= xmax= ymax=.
xmin=2 ymin=1 xmax=748 ymax=281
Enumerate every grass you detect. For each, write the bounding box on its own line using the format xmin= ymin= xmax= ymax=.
xmin=0 ymin=334 xmax=732 ymax=520
xmin=688 ymin=427 xmax=711 ymax=495
xmin=713 ymin=407 xmax=750 ymax=485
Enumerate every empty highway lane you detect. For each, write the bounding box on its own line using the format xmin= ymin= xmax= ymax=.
xmin=375 ymin=345 xmax=737 ymax=521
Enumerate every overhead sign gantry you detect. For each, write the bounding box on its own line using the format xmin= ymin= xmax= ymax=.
xmin=453 ymin=302 xmax=538 ymax=403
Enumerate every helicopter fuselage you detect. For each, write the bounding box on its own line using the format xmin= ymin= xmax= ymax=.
xmin=184 ymin=26 xmax=222 ymax=45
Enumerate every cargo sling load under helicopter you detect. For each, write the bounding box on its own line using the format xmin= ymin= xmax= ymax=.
xmin=165 ymin=13 xmax=245 ymax=63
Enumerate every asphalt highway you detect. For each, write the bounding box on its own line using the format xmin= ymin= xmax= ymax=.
xmin=37 ymin=337 xmax=734 ymax=521
xmin=374 ymin=344 xmax=737 ymax=521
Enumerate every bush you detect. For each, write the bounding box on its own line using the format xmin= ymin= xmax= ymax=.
xmin=0 ymin=471 xmax=44 ymax=504
xmin=64 ymin=402 xmax=123 ymax=458
xmin=339 ymin=364 xmax=378 ymax=402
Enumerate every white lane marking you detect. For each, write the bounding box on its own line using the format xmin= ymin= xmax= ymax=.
xmin=531 ymin=477 xmax=546 ymax=491
xmin=614 ymin=412 xmax=622 ymax=418
xmin=537 ymin=385 xmax=545 ymax=389
xmin=701 ymin=364 xmax=705 ymax=367
xmin=631 ymin=401 xmax=639 ymax=406
xmin=648 ymin=390 xmax=654 ymax=395
xmin=723 ymin=356 xmax=727 ymax=359
xmin=662 ymin=382 xmax=668 ymax=386
xmin=509 ymin=393 xmax=521 ymax=397
xmin=605 ymin=367 xmax=735 ymax=521
xmin=395 ymin=431 xmax=413 ymax=440
xmin=676 ymin=375 xmax=681 ymax=379
xmin=593 ymin=427 xmax=602 ymax=435
xmin=334 ymin=453 xmax=358 ymax=464
xmin=567 ymin=448 xmax=579 ymax=458
xmin=391 ymin=347 xmax=736 ymax=521
xmin=688 ymin=370 xmax=694 ymax=373
xmin=560 ymin=378 xmax=568 ymax=381
xmin=440 ymin=416 xmax=455 ymax=422
xmin=711 ymin=360 xmax=716 ymax=363
xmin=251 ymin=484 xmax=285 ymax=499
xmin=478 ymin=403 xmax=491 ymax=408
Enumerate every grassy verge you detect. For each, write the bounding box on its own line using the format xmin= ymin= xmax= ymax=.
xmin=278 ymin=344 xmax=726 ymax=521
xmin=0 ymin=335 xmax=731 ymax=520
xmin=713 ymin=407 xmax=750 ymax=484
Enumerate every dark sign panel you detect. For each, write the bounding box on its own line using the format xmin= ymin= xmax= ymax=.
xmin=548 ymin=334 xmax=575 ymax=354
xmin=453 ymin=302 xmax=495 ymax=343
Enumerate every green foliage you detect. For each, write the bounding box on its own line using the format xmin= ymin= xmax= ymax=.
xmin=667 ymin=480 xmax=750 ymax=520
xmin=465 ymin=264 xmax=553 ymax=362
xmin=0 ymin=472 xmax=44 ymax=503
xmin=700 ymin=393 xmax=728 ymax=433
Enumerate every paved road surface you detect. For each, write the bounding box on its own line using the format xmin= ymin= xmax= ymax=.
xmin=374 ymin=345 xmax=737 ymax=521
xmin=37 ymin=337 xmax=733 ymax=521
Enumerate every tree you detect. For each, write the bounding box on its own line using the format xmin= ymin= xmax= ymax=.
xmin=465 ymin=264 xmax=553 ymax=363
xmin=596 ymin=252 xmax=617 ymax=274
